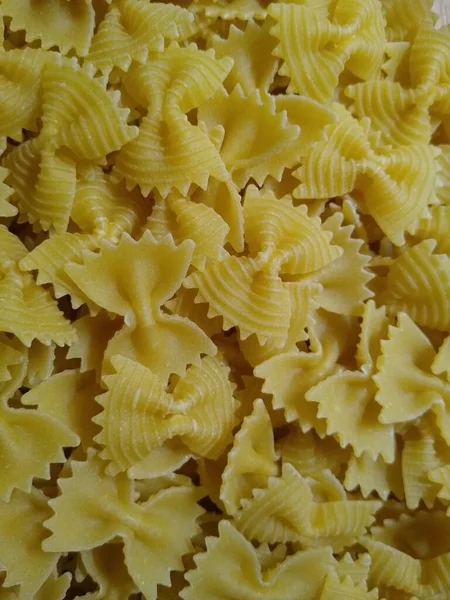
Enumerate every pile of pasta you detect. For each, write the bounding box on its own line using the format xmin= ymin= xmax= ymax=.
xmin=1 ymin=0 xmax=450 ymax=598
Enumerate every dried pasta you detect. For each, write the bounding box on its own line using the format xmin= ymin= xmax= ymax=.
xmin=1 ymin=0 xmax=450 ymax=598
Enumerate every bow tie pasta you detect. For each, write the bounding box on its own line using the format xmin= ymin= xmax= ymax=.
xmin=1 ymin=0 xmax=450 ymax=598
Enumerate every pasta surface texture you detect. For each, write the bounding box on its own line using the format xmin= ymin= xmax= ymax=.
xmin=0 ymin=0 xmax=449 ymax=599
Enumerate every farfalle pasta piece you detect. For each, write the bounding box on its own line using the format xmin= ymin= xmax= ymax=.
xmin=3 ymin=139 xmax=77 ymax=234
xmin=268 ymin=0 xmax=385 ymax=104
xmin=41 ymin=62 xmax=138 ymax=163
xmin=375 ymin=313 xmax=450 ymax=443
xmin=146 ymin=193 xmax=229 ymax=269
xmin=43 ymin=450 xmax=204 ymax=600
xmin=380 ymin=240 xmax=450 ymax=331
xmin=114 ymin=46 xmax=231 ymax=196
xmin=198 ymin=85 xmax=302 ymax=188
xmin=20 ymin=168 xmax=149 ymax=307
xmin=308 ymin=370 xmax=395 ymax=460
xmin=95 ymin=354 xmax=237 ymax=477
xmin=22 ymin=369 xmax=101 ymax=450
xmin=0 ymin=228 xmax=75 ymax=347
xmin=234 ymin=463 xmax=380 ymax=546
xmin=182 ymin=520 xmax=336 ymax=600
xmin=86 ymin=0 xmax=194 ymax=74
xmin=306 ymin=302 xmax=395 ymax=461
xmin=312 ymin=212 xmax=374 ymax=316
xmin=2 ymin=0 xmax=95 ymax=56
xmin=347 ymin=26 xmax=450 ymax=146
xmin=78 ymin=544 xmax=138 ymax=600
xmin=0 ymin=48 xmax=61 ymax=141
xmin=255 ymin=311 xmax=357 ymax=431
xmin=0 ymin=399 xmax=78 ymax=501
xmin=220 ymin=399 xmax=279 ymax=515
xmin=185 ymin=187 xmax=341 ymax=346
xmin=277 ymin=427 xmax=348 ymax=478
xmin=209 ymin=19 xmax=278 ymax=94
xmin=345 ymin=451 xmax=404 ymax=501
xmin=0 ymin=489 xmax=60 ymax=598
xmin=66 ymin=231 xmax=215 ymax=380
xmin=294 ymin=106 xmax=438 ymax=245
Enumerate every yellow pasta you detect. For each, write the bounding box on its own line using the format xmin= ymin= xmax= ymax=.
xmin=401 ymin=420 xmax=450 ymax=510
xmin=0 ymin=0 xmax=450 ymax=597
xmin=234 ymin=463 xmax=380 ymax=548
xmin=95 ymin=354 xmax=237 ymax=476
xmin=0 ymin=396 xmax=78 ymax=501
xmin=72 ymin=166 xmax=148 ymax=240
xmin=190 ymin=0 xmax=270 ymax=21
xmin=113 ymin=46 xmax=231 ymax=196
xmin=185 ymin=187 xmax=341 ymax=346
xmin=294 ymin=106 xmax=438 ymax=246
xmin=40 ymin=62 xmax=138 ymax=161
xmin=382 ymin=0 xmax=435 ymax=41
xmin=0 ymin=48 xmax=61 ymax=140
xmin=269 ymin=0 xmax=385 ymax=103
xmin=23 ymin=340 xmax=55 ymax=388
xmin=3 ymin=139 xmax=77 ymax=234
xmin=146 ymin=192 xmax=229 ymax=269
xmin=66 ymin=231 xmax=215 ymax=380
xmin=255 ymin=310 xmax=357 ymax=430
xmin=87 ymin=0 xmax=194 ymax=73
xmin=313 ymin=212 xmax=374 ymax=316
xmin=182 ymin=520 xmax=336 ymax=600
xmin=347 ymin=26 xmax=450 ymax=146
xmin=197 ymin=86 xmax=303 ymax=188
xmin=277 ymin=426 xmax=348 ymax=478
xmin=78 ymin=544 xmax=138 ymax=600
xmin=375 ymin=313 xmax=450 ymax=442
xmin=364 ymin=510 xmax=450 ymax=597
xmin=381 ymin=240 xmax=450 ymax=330
xmin=344 ymin=451 xmax=404 ymax=501
xmin=44 ymin=450 xmax=204 ymax=600
xmin=66 ymin=312 xmax=121 ymax=377
xmin=21 ymin=369 xmax=101 ymax=450
xmin=209 ymin=19 xmax=278 ymax=94
xmin=2 ymin=0 xmax=95 ymax=56
xmin=0 ymin=488 xmax=60 ymax=598
xmin=220 ymin=398 xmax=279 ymax=514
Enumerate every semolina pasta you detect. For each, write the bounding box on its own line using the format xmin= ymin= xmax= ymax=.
xmin=0 ymin=0 xmax=450 ymax=598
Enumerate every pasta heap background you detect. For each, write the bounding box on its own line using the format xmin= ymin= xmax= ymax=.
xmin=0 ymin=0 xmax=449 ymax=598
